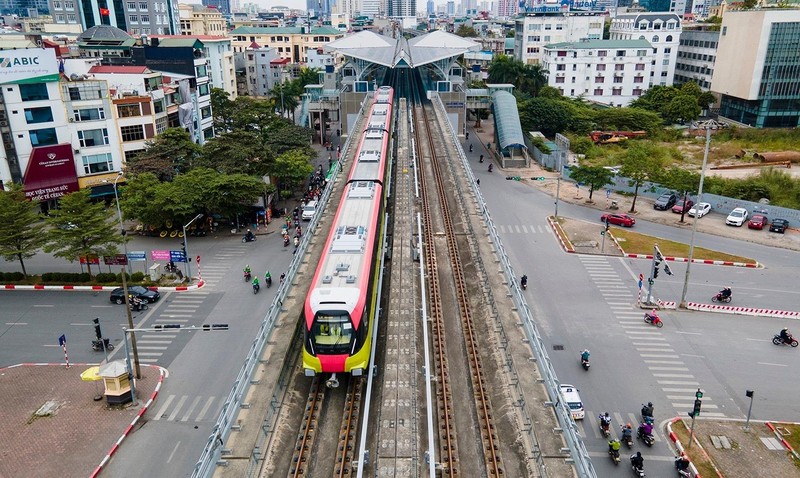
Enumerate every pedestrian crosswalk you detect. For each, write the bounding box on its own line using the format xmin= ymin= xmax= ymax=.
xmin=578 ymin=255 xmax=728 ymax=419
xmin=197 ymin=245 xmax=247 ymax=288
xmin=136 ymin=291 xmax=210 ymax=363
xmin=575 ymin=411 xmax=663 ymax=442
xmin=151 ymin=393 xmax=223 ymax=423
xmin=496 ymin=224 xmax=549 ymax=234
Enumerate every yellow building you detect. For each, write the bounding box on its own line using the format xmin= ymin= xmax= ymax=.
xmin=230 ymin=26 xmax=344 ymax=62
xmin=178 ymin=4 xmax=227 ymax=36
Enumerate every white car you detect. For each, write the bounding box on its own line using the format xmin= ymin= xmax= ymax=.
xmin=725 ymin=207 xmax=749 ymax=227
xmin=688 ymin=202 xmax=711 ymax=218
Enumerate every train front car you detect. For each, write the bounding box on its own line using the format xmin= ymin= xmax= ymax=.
xmin=303 ymin=87 xmax=394 ymax=388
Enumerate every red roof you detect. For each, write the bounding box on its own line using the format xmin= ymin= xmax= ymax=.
xmin=249 ymin=41 xmax=260 ymax=48
xmin=89 ymin=65 xmax=151 ymax=74
xmin=270 ymin=57 xmax=291 ymax=65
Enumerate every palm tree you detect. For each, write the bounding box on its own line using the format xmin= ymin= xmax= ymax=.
xmin=487 ymin=55 xmax=519 ymax=84
xmin=296 ymin=67 xmax=321 ymax=89
xmin=522 ymin=64 xmax=549 ymax=97
xmin=270 ymin=82 xmax=299 ymax=120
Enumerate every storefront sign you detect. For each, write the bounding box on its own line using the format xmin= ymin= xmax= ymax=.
xmin=23 ymin=144 xmax=79 ymax=201
xmin=0 ymin=48 xmax=59 ymax=84
xmin=103 ymin=254 xmax=129 ymax=265
xmin=151 ymin=250 xmax=171 ymax=261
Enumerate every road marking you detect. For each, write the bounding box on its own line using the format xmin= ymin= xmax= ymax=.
xmin=653 ymin=373 xmax=696 ymax=378
xmin=637 ymin=348 xmax=676 ymax=353
xmin=757 ymin=362 xmax=787 ymax=367
xmin=156 ymin=317 xmax=190 ymax=321
xmin=672 ymin=403 xmax=719 ymax=409
xmin=681 ymin=354 xmax=706 ymax=358
xmin=33 ymin=304 xmax=54 ymax=307
xmin=141 ymin=334 xmax=177 ymax=339
xmin=90 ymin=305 xmax=113 ymax=308
xmin=675 ymin=331 xmax=702 ymax=335
xmin=746 ymin=338 xmax=770 ymax=342
xmin=168 ymin=395 xmax=188 ymax=421
xmin=70 ymin=323 xmax=91 ymax=326
xmin=626 ymin=331 xmax=664 ymax=335
xmin=658 ymin=380 xmax=700 ymax=386
xmin=153 ymin=395 xmax=175 ymax=420
xmin=195 ymin=396 xmax=216 ymax=422
xmin=6 ymin=322 xmax=28 ymax=325
xmin=42 ymin=344 xmax=59 ymax=347
xmin=137 ymin=340 xmax=172 ymax=345
xmin=644 ymin=360 xmax=685 ymax=365
xmin=640 ymin=353 xmax=678 ymax=358
xmin=667 ymin=395 xmax=713 ymax=401
xmin=136 ymin=346 xmax=169 ymax=351
xmin=181 ymin=396 xmax=203 ymax=422
xmin=662 ymin=388 xmax=703 ymax=393
xmin=166 ymin=441 xmax=181 ymax=463
xmin=698 ymin=412 xmax=728 ymax=418
xmin=649 ymin=366 xmax=690 ymax=371
xmin=136 ymin=352 xmax=164 ymax=356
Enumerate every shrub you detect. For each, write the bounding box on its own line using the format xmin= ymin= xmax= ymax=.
xmin=131 ymin=272 xmax=145 ymax=282
xmin=7 ymin=272 xmax=24 ymax=282
xmin=116 ymin=272 xmax=131 ymax=282
xmin=95 ymin=273 xmax=116 ymax=283
xmin=41 ymin=272 xmax=53 ymax=282
xmin=78 ymin=273 xmax=90 ymax=283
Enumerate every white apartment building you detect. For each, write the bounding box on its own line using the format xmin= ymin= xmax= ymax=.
xmin=177 ymin=4 xmax=226 ymax=36
xmin=514 ymin=12 xmax=605 ymax=65
xmin=542 ymin=39 xmax=655 ymax=107
xmin=674 ymin=25 xmax=719 ymax=90
xmin=242 ymin=45 xmax=279 ymax=97
xmin=609 ymin=12 xmax=681 ymax=87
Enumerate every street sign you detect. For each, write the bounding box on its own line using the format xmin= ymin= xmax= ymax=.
xmin=151 ymin=250 xmax=171 ymax=261
xmin=170 ymin=250 xmax=187 ymax=263
xmin=639 ymin=273 xmax=644 ymax=281
xmin=103 ymin=254 xmax=129 ymax=266
xmin=195 ymin=255 xmax=200 ymax=264
xmin=128 ymin=251 xmax=146 ymax=261
xmin=58 ymin=334 xmax=66 ymax=346
xmin=79 ymin=255 xmax=100 ymax=265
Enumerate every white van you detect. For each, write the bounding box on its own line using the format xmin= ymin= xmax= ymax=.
xmin=301 ymin=201 xmax=318 ymax=221
xmin=560 ymin=384 xmax=585 ymax=420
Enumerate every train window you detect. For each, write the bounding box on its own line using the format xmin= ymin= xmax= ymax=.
xmin=312 ymin=313 xmax=354 ymax=354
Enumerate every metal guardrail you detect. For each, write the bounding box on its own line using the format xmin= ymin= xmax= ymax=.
xmin=191 ymin=94 xmax=374 ymax=478
xmin=430 ymin=94 xmax=597 ymax=478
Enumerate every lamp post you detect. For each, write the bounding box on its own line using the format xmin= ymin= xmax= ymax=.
xmin=680 ymin=119 xmax=725 ymax=308
xmin=111 ymin=172 xmax=131 ymax=274
xmin=280 ymin=68 xmax=288 ymax=119
xmin=183 ymin=213 xmax=203 ymax=281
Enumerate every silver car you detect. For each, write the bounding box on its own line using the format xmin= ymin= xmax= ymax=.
xmin=725 ymin=207 xmax=749 ymax=227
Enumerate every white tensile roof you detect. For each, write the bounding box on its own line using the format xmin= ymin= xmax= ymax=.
xmin=325 ymin=30 xmax=480 ymax=69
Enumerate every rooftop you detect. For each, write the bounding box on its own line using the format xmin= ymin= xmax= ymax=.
xmin=77 ymin=25 xmax=132 ymax=42
xmin=88 ymin=65 xmax=153 ymax=74
xmin=544 ymin=39 xmax=654 ymax=50
xmin=231 ymin=26 xmax=343 ymax=35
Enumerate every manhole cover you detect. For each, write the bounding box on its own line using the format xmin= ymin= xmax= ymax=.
xmin=553 ymin=345 xmax=564 ymax=351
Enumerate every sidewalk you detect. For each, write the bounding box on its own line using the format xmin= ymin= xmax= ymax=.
xmin=0 ymin=363 xmax=162 ymax=477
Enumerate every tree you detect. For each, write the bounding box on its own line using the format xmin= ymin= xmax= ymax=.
xmin=506 ymin=29 xmax=514 ymax=38
xmin=270 ymin=82 xmax=299 ymax=120
xmin=518 ymin=97 xmax=573 ymax=137
xmin=657 ymin=167 xmax=701 ymax=222
xmin=568 ymin=166 xmax=615 ymax=202
xmin=127 ymin=128 xmax=202 ymax=180
xmin=618 ymin=142 xmax=666 ymax=213
xmin=629 ymin=85 xmax=680 ymax=117
xmin=200 ymin=130 xmax=272 ymax=176
xmin=697 ymin=91 xmax=716 ymax=110
xmin=664 ymin=95 xmax=701 ymax=124
xmin=44 ymin=189 xmax=124 ymax=277
xmin=119 ymin=173 xmax=172 ymax=228
xmin=210 ymin=87 xmax=234 ymax=131
xmin=455 ymin=24 xmax=478 ymax=37
xmin=295 ymin=67 xmax=321 ymax=89
xmin=0 ymin=185 xmax=47 ymax=275
xmin=487 ymin=55 xmax=520 ymax=84
xmin=593 ymin=107 xmax=663 ymax=133
xmin=272 ymin=150 xmax=314 ymax=201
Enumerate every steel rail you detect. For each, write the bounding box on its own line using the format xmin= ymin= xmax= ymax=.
xmin=287 ymin=377 xmax=325 ymax=478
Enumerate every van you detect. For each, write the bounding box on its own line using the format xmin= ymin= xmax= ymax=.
xmin=560 ymin=384 xmax=585 ymax=420
xmin=301 ymin=201 xmax=318 ymax=221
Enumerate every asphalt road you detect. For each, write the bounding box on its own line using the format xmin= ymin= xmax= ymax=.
xmin=464 ymin=132 xmax=800 ymax=477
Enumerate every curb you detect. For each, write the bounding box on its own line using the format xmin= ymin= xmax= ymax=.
xmin=547 ymin=216 xmax=575 ymax=253
xmin=666 ymin=417 xmax=704 ymax=478
xmin=687 ymin=301 xmax=800 ymax=319
xmin=91 ymin=365 xmax=168 ymax=478
xmin=624 ymin=253 xmax=759 ymax=268
xmin=765 ymin=422 xmax=800 ymax=462
xmin=607 ymin=230 xmax=626 ymax=255
xmin=1 ymin=280 xmax=206 ymax=292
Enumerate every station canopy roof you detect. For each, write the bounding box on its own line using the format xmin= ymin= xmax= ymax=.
xmin=492 ymin=90 xmax=526 ymax=151
xmin=324 ymin=30 xmax=480 ymax=69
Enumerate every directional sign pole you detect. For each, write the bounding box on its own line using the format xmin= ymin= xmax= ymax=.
xmin=58 ymin=334 xmax=70 ymax=368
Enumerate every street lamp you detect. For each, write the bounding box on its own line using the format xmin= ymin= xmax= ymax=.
xmin=679 ymin=119 xmax=726 ymax=308
xmin=111 ymin=172 xmax=131 ymax=273
xmin=183 ymin=213 xmax=203 ymax=281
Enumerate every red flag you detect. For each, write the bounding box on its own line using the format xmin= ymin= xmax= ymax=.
xmin=99 ymin=7 xmax=109 ymax=15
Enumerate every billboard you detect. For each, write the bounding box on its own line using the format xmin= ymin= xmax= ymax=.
xmin=0 ymin=48 xmax=59 ymax=85
xmin=23 ymin=144 xmax=80 ymax=201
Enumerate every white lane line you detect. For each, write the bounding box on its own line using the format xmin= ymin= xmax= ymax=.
xmin=637 ymin=348 xmax=676 ymax=352
xmin=166 ymin=441 xmax=181 ymax=463
xmin=757 ymin=362 xmax=787 ymax=367
xmin=658 ymin=380 xmax=700 ymax=385
xmin=33 ymin=305 xmax=54 ymax=307
xmin=157 ymin=316 xmax=192 ymax=320
xmin=141 ymin=334 xmax=177 ymax=339
xmin=137 ymin=340 xmax=173 ymax=345
xmin=42 ymin=344 xmax=59 ymax=347
xmin=136 ymin=352 xmax=164 ymax=357
xmin=631 ymin=339 xmax=669 ymax=343
xmin=640 ymin=353 xmax=679 ymax=358
xmin=662 ymin=388 xmax=702 ymax=393
xmin=653 ymin=373 xmax=696 ymax=378
xmin=90 ymin=305 xmax=113 ymax=308
xmin=675 ymin=331 xmax=702 ymax=335
xmin=6 ymin=322 xmax=28 ymax=325
xmin=649 ymin=366 xmax=690 ymax=371
xmin=644 ymin=360 xmax=685 ymax=365
xmin=181 ymin=396 xmax=203 ymax=422
xmin=681 ymin=354 xmax=706 ymax=358
xmin=698 ymin=412 xmax=728 ymax=418
xmin=152 ymin=395 xmax=175 ymax=421
xmin=746 ymin=338 xmax=770 ymax=342
xmin=626 ymin=331 xmax=664 ymax=335
xmin=672 ymin=403 xmax=719 ymax=409
xmin=168 ymin=395 xmax=188 ymax=421
xmin=195 ymin=396 xmax=216 ymax=422
xmin=667 ymin=395 xmax=713 ymax=401
xmin=136 ymin=346 xmax=169 ymax=351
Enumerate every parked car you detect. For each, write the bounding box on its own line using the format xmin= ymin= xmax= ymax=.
xmin=748 ymin=214 xmax=768 ymax=230
xmin=769 ymin=218 xmax=789 ymax=234
xmin=301 ymin=200 xmax=318 ymax=221
xmin=688 ymin=202 xmax=711 ymax=218
xmin=654 ymin=192 xmax=678 ymax=210
xmin=672 ymin=198 xmax=695 ymax=214
xmin=601 ymin=213 xmax=635 ymax=227
xmin=110 ymin=286 xmax=160 ymax=305
xmin=725 ymin=207 xmax=749 ymax=227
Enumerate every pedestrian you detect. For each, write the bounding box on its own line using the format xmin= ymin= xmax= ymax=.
xmin=476 ymin=178 xmax=480 ymax=186
xmin=465 ymin=131 xmax=469 ymax=140
xmin=336 ymin=128 xmax=340 ymax=136
xmin=280 ymin=272 xmax=286 ymax=285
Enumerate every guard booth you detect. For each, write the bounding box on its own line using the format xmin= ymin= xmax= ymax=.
xmin=100 ymin=360 xmax=132 ymax=405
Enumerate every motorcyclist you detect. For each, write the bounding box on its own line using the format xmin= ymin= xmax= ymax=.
xmin=244 ymin=265 xmax=251 ymax=276
xmin=646 ymin=309 xmax=660 ymax=324
xmin=638 ymin=421 xmax=653 ymax=438
xmin=642 ymin=401 xmax=654 ymax=418
xmin=581 ymin=349 xmax=590 ymax=362
xmin=599 ymin=412 xmax=611 ymax=432
xmin=252 ymin=276 xmax=260 ymax=291
xmin=479 ymin=154 xmax=484 ymax=163
xmin=608 ymin=438 xmax=621 ymax=455
xmin=469 ymin=144 xmax=473 ymax=152
xmin=780 ymin=328 xmax=793 ymax=343
xmin=675 ymin=453 xmax=690 ymax=471
xmin=245 ymin=229 xmax=255 ymax=241
xmin=488 ymin=163 xmax=493 ymax=172
xmin=719 ymin=286 xmax=732 ymax=299
xmin=521 ymin=274 xmax=528 ymax=289
xmin=631 ymin=451 xmax=644 ymax=470
xmin=621 ymin=423 xmax=633 ymax=441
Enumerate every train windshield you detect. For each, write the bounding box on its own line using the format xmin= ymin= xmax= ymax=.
xmin=311 ymin=312 xmax=354 ymax=354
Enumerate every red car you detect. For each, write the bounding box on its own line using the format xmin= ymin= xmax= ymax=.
xmin=748 ymin=214 xmax=767 ymax=230
xmin=601 ymin=213 xmax=635 ymax=227
xmin=672 ymin=199 xmax=694 ymax=214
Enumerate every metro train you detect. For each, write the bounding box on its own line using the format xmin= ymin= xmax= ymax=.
xmin=302 ymin=86 xmax=394 ymax=388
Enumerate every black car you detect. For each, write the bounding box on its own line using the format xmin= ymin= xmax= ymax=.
xmin=769 ymin=218 xmax=789 ymax=234
xmin=653 ymin=192 xmax=678 ymax=210
xmin=110 ymin=286 xmax=160 ymax=304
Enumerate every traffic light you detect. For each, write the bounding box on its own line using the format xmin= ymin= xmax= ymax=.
xmin=696 ymin=389 xmax=703 ymax=399
xmin=664 ymin=263 xmax=673 ymax=276
xmin=531 ymin=177 xmax=546 ymax=181
xmin=746 ymin=390 xmax=754 ymax=398
xmin=653 ymin=267 xmax=660 ymax=279
xmin=93 ymin=318 xmax=102 ymax=340
xmin=692 ymin=399 xmax=702 ymax=417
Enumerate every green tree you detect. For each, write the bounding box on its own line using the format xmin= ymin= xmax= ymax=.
xmin=295 ymin=67 xmax=321 ymax=89
xmin=487 ymin=55 xmax=519 ymax=84
xmin=629 ymin=85 xmax=680 ymax=117
xmin=518 ymin=97 xmax=573 ymax=137
xmin=657 ymin=167 xmax=701 ymax=222
xmin=128 ymin=128 xmax=202 ymax=181
xmin=200 ymin=130 xmax=272 ymax=176
xmin=593 ymin=107 xmax=663 ymax=133
xmin=119 ymin=173 xmax=172 ymax=228
xmin=618 ymin=142 xmax=666 ymax=213
xmin=272 ymin=150 xmax=314 ymax=201
xmin=697 ymin=91 xmax=716 ymax=110
xmin=271 ymin=82 xmax=299 ymax=120
xmin=538 ymin=86 xmax=563 ymax=99
xmin=568 ymin=165 xmax=615 ymax=202
xmin=455 ymin=24 xmax=479 ymax=37
xmin=44 ymin=189 xmax=124 ymax=277
xmin=0 ymin=185 xmax=46 ymax=275
xmin=210 ymin=87 xmax=234 ymax=131
xmin=664 ymin=95 xmax=701 ymax=124
xmin=506 ymin=29 xmax=515 ymax=38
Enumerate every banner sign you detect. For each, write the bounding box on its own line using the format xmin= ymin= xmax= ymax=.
xmin=79 ymin=255 xmax=100 ymax=265
xmin=103 ymin=254 xmax=129 ymax=265
xmin=151 ymin=250 xmax=171 ymax=261
xmin=128 ymin=251 xmax=147 ymax=261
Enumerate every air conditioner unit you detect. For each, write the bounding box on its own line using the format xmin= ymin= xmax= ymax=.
xmin=68 ymin=117 xmax=74 ymax=122
xmin=0 ymin=121 xmax=7 ymax=126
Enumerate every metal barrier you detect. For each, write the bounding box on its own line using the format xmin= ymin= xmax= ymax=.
xmin=431 ymin=94 xmax=597 ymax=478
xmin=191 ymin=94 xmax=373 ymax=478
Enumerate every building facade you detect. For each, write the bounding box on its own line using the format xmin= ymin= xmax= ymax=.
xmin=48 ymin=0 xmax=179 ymax=34
xmin=542 ymin=39 xmax=655 ymax=107
xmin=200 ymin=0 xmax=228 ymax=15
xmin=610 ymin=12 xmax=681 ymax=87
xmin=178 ymin=3 xmax=225 ymax=36
xmin=674 ymin=25 xmax=719 ymax=90
xmin=514 ymin=12 xmax=605 ymax=66
xmin=230 ymin=26 xmax=344 ymax=63
xmin=711 ymin=9 xmax=800 ymax=127
xmin=242 ymin=45 xmax=278 ymax=97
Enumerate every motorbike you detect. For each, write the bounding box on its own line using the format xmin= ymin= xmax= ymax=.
xmin=521 ymin=277 xmax=527 ymax=290
xmin=283 ymin=236 xmax=290 ymax=247
xmin=469 ymin=144 xmax=473 ymax=152
xmin=621 ymin=428 xmax=634 ymax=448
xmin=244 ymin=271 xmax=252 ymax=282
xmin=581 ymin=357 xmax=590 ymax=371
xmin=641 ymin=404 xmax=654 ymax=424
xmin=600 ymin=420 xmax=611 ymax=438
xmin=91 ymin=338 xmax=114 ymax=352
xmin=253 ymin=282 xmax=260 ymax=294
xmin=266 ymin=276 xmax=272 ymax=288
xmin=479 ymin=155 xmax=484 ymax=163
xmin=637 ymin=426 xmax=654 ymax=447
xmin=630 ymin=460 xmax=645 ymax=478
xmin=644 ymin=312 xmax=663 ymax=328
xmin=129 ymin=298 xmax=148 ymax=312
xmin=711 ymin=292 xmax=732 ymax=303
xmin=772 ymin=334 xmax=798 ymax=347
xmin=609 ymin=447 xmax=620 ymax=465
xmin=242 ymin=233 xmax=256 ymax=243
xmin=675 ymin=456 xmax=692 ymax=477
xmin=488 ymin=164 xmax=493 ymax=173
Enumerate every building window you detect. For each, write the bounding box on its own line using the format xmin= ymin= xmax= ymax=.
xmin=196 ymin=64 xmax=208 ymax=77
xmin=155 ymin=116 xmax=168 ymax=134
xmin=139 ymin=1 xmax=147 ymax=8
xmin=203 ymin=127 xmax=214 ymax=140
xmin=200 ymin=106 xmax=211 ymax=119
xmin=19 ymin=83 xmax=49 ymax=101
xmin=117 ymin=103 xmax=142 ymax=117
xmin=78 ymin=128 xmax=109 ymax=147
xmin=64 ymin=0 xmax=74 ymax=7
xmin=652 ymin=35 xmax=659 ymax=43
xmin=124 ymin=149 xmax=145 ymax=162
xmin=130 ymin=15 xmax=138 ymax=22
xmin=24 ymin=107 xmax=53 ymax=124
xmin=614 ymin=76 xmax=623 ymax=83
xmin=198 ymin=84 xmax=210 ymax=96
xmin=634 ymin=76 xmax=644 ymax=83
xmin=556 ymin=24 xmax=563 ymax=30
xmin=612 ymin=88 xmax=622 ymax=96
xmin=555 ymin=77 xmax=565 ymax=83
xmin=598 ymin=50 xmax=607 ymax=57
xmin=56 ymin=13 xmax=65 ymax=21
xmin=666 ymin=35 xmax=673 ymax=42
xmin=556 ymin=64 xmax=566 ymax=71
xmin=120 ymin=125 xmax=145 ymax=142
xmin=66 ymin=85 xmax=103 ymax=100
xmin=616 ymin=50 xmax=626 ymax=57
xmin=53 ymin=0 xmax=62 ymax=7
xmin=127 ymin=1 xmax=135 ymax=9
xmin=635 ymin=63 xmax=645 ymax=71
xmin=615 ymin=64 xmax=625 ymax=71
xmin=82 ymin=152 xmax=113 ymax=174
xmin=74 ymin=107 xmax=105 ymax=121
xmin=633 ymin=88 xmax=643 ymax=96
xmin=594 ymin=88 xmax=603 ymax=95
xmin=153 ymin=100 xmax=164 ymax=114
xmin=67 ymin=13 xmax=76 ymax=22
xmin=29 ymin=128 xmax=58 ymax=146
xmin=595 ymin=76 xmax=604 ymax=83
xmin=597 ymin=64 xmax=606 ymax=71
xmin=544 ymin=24 xmax=551 ymax=30
xmin=557 ymin=50 xmax=567 ymax=57
xmin=140 ymin=14 xmax=149 ymax=23
xmin=663 ymin=59 xmax=669 ymax=65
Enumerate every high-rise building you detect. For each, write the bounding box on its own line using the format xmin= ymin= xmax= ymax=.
xmin=495 ymin=0 xmax=516 ymax=17
xmin=514 ymin=12 xmax=605 ymax=65
xmin=201 ymin=0 xmax=228 ymax=15
xmin=426 ymin=0 xmax=433 ymax=14
xmin=610 ymin=13 xmax=681 ymax=87
xmin=387 ymin=0 xmax=414 ymax=18
xmin=360 ymin=0 xmax=379 ymax=16
xmin=0 ymin=0 xmax=49 ymax=16
xmin=445 ymin=0 xmax=454 ymax=14
xmin=674 ymin=24 xmax=719 ymax=90
xmin=711 ymin=9 xmax=800 ymax=127
xmin=48 ymin=0 xmax=179 ymax=34
xmin=178 ymin=4 xmax=226 ymax=36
